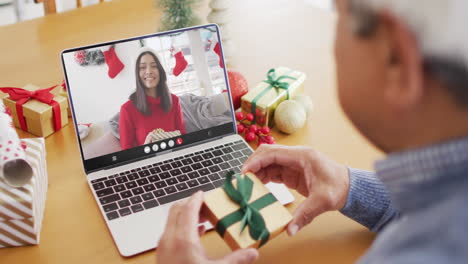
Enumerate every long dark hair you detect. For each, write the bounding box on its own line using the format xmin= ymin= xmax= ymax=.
xmin=130 ymin=51 xmax=172 ymax=115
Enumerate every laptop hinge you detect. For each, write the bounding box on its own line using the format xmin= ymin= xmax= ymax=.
xmin=89 ymin=133 xmax=235 ymax=174
xmin=88 ymin=149 xmax=173 ymax=174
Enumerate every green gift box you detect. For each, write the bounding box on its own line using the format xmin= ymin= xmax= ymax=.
xmin=240 ymin=67 xmax=306 ymax=127
xmin=203 ymin=172 xmax=292 ymax=250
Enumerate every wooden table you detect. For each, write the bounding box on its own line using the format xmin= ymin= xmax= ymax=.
xmin=0 ymin=0 xmax=381 ymax=263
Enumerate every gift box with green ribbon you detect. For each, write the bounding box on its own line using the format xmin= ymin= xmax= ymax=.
xmin=203 ymin=172 xmax=292 ymax=250
xmin=240 ymin=67 xmax=306 ymax=127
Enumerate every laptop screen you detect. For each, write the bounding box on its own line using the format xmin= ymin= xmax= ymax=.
xmin=61 ymin=24 xmax=236 ymax=173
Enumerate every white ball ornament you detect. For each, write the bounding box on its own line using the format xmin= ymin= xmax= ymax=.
xmin=292 ymin=95 xmax=313 ymax=118
xmin=274 ymin=100 xmax=307 ymax=134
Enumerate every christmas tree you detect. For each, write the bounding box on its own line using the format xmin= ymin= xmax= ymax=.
xmin=156 ymin=0 xmax=201 ymax=31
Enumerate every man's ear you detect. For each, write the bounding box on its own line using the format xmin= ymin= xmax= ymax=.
xmin=380 ymin=11 xmax=425 ymax=111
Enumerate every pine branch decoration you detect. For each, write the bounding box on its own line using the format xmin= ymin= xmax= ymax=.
xmin=156 ymin=0 xmax=201 ymax=31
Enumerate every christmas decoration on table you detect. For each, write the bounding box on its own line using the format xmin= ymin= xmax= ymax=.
xmin=236 ymin=112 xmax=275 ymax=146
xmin=227 ymin=70 xmax=249 ymax=110
xmin=103 ymin=45 xmax=125 ymax=79
xmin=52 ymin=80 xmax=72 ymax=117
xmin=0 ymin=137 xmax=48 ymax=248
xmin=203 ymin=171 xmax=292 ymax=250
xmin=74 ymin=49 xmax=105 ymax=66
xmin=240 ymin=67 xmax=306 ymax=128
xmin=0 ymin=84 xmax=68 ymax=137
xmin=274 ymin=100 xmax=307 ymax=134
xmin=207 ymin=0 xmax=234 ymax=64
xmin=172 ymin=49 xmax=188 ymax=77
xmin=0 ymin=100 xmax=33 ymax=188
xmin=292 ymin=94 xmax=314 ymax=118
xmin=156 ymin=0 xmax=201 ymax=31
xmin=150 ymin=128 xmax=181 ymax=142
xmin=271 ymin=94 xmax=313 ymax=135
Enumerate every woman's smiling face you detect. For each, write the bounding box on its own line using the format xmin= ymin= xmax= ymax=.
xmin=139 ymin=53 xmax=160 ymax=90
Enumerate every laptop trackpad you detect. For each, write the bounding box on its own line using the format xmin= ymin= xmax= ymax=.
xmin=110 ymin=183 xmax=295 ymax=256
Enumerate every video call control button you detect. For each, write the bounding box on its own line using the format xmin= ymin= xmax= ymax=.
xmin=152 ymin=144 xmax=159 ymax=152
xmin=176 ymin=138 xmax=183 ymax=145
xmin=144 ymin=146 xmax=151 ymax=154
xmin=168 ymin=140 xmax=175 ymax=148
xmin=160 ymin=142 xmax=167 ymax=150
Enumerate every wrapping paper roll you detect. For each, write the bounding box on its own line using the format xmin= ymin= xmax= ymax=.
xmin=0 ymin=101 xmax=33 ymax=187
xmin=0 ymin=138 xmax=48 ymax=247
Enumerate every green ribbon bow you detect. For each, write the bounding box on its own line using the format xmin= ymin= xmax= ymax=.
xmin=250 ymin=69 xmax=297 ymax=124
xmin=215 ymin=171 xmax=277 ymax=247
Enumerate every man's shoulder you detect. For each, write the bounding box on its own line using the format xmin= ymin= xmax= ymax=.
xmin=439 ymin=186 xmax=468 ymax=234
xmin=364 ymin=248 xmax=468 ymax=264
xmin=362 ymin=188 xmax=468 ymax=263
xmin=410 ymin=187 xmax=468 ymax=238
xmin=363 ymin=210 xmax=468 ymax=263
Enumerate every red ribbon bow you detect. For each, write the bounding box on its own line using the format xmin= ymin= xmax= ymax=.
xmin=0 ymin=85 xmax=62 ymax=132
xmin=61 ymin=80 xmax=67 ymax=91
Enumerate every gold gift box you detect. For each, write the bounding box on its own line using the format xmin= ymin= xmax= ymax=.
xmin=203 ymin=172 xmax=292 ymax=250
xmin=0 ymin=84 xmax=68 ymax=137
xmin=51 ymin=83 xmax=72 ymax=117
xmin=240 ymin=67 xmax=306 ymax=127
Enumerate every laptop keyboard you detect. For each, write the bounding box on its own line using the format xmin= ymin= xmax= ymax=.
xmin=90 ymin=140 xmax=253 ymax=221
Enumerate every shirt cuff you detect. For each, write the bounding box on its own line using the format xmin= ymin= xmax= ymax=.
xmin=339 ymin=168 xmax=395 ymax=232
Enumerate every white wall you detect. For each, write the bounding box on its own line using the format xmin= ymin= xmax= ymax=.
xmin=63 ymin=40 xmax=141 ymax=124
xmin=188 ymin=29 xmax=214 ymax=95
xmin=304 ymin=0 xmax=333 ymax=9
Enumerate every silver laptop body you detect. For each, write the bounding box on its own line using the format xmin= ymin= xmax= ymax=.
xmin=61 ymin=24 xmax=293 ymax=257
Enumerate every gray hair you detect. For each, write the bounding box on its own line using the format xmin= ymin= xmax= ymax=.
xmin=348 ymin=0 xmax=468 ymax=107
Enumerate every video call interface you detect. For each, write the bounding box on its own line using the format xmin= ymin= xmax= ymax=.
xmin=62 ymin=25 xmax=232 ymax=161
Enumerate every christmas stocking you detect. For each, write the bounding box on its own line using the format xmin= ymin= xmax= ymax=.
xmin=172 ymin=51 xmax=188 ymax=76
xmin=103 ymin=46 xmax=124 ymax=79
xmin=74 ymin=49 xmax=105 ymax=66
xmin=213 ymin=42 xmax=224 ymax=68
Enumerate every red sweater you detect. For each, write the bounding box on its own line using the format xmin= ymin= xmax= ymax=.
xmin=119 ymin=94 xmax=186 ymax=150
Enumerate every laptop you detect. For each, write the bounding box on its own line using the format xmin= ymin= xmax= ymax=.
xmin=61 ymin=24 xmax=294 ymax=257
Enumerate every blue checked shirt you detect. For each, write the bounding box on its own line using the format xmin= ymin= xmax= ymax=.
xmin=340 ymin=137 xmax=468 ymax=263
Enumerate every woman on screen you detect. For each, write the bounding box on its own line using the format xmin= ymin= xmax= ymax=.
xmin=119 ymin=48 xmax=186 ymax=150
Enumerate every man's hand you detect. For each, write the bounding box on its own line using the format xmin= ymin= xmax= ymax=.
xmin=242 ymin=144 xmax=350 ymax=236
xmin=157 ymin=191 xmax=259 ymax=264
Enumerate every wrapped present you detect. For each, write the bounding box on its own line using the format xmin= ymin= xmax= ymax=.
xmin=51 ymin=80 xmax=72 ymax=117
xmin=203 ymin=172 xmax=292 ymax=250
xmin=0 ymin=84 xmax=68 ymax=137
xmin=240 ymin=67 xmax=306 ymax=127
xmin=150 ymin=128 xmax=181 ymax=142
xmin=0 ymin=138 xmax=48 ymax=248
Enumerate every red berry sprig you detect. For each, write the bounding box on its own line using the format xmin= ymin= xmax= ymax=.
xmin=235 ymin=112 xmax=275 ymax=146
